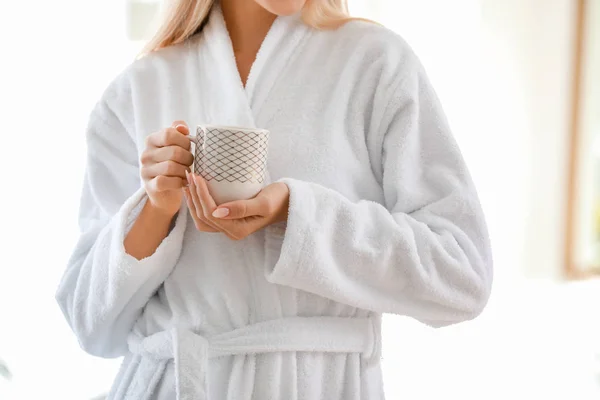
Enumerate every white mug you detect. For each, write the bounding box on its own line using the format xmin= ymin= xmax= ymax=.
xmin=190 ymin=125 xmax=270 ymax=205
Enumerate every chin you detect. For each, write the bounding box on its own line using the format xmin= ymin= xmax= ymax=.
xmin=256 ymin=0 xmax=307 ymax=16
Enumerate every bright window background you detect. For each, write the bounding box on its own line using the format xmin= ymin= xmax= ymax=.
xmin=0 ymin=1 xmax=599 ymax=399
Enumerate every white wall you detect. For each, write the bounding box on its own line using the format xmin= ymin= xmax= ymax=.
xmin=575 ymin=0 xmax=600 ymax=267
xmin=480 ymin=0 xmax=576 ymax=280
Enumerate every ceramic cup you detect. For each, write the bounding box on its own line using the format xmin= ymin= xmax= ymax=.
xmin=190 ymin=125 xmax=270 ymax=205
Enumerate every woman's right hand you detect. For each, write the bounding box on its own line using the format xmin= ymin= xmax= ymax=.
xmin=140 ymin=121 xmax=194 ymax=217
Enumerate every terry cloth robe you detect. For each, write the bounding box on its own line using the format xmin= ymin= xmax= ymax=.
xmin=55 ymin=4 xmax=493 ymax=400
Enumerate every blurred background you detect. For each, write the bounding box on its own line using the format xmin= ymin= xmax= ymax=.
xmin=0 ymin=0 xmax=599 ymax=398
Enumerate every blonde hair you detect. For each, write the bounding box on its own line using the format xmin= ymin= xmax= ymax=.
xmin=141 ymin=0 xmax=357 ymax=55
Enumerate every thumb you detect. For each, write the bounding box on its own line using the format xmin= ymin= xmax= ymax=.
xmin=212 ymin=197 xmax=265 ymax=220
xmin=172 ymin=120 xmax=189 ymax=135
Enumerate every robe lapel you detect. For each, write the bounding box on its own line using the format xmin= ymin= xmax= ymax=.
xmin=197 ymin=4 xmax=254 ymax=127
xmin=197 ymin=3 xmax=309 ymax=130
xmin=244 ymin=11 xmax=310 ymax=121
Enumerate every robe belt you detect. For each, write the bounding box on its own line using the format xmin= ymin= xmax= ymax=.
xmin=125 ymin=316 xmax=377 ymax=400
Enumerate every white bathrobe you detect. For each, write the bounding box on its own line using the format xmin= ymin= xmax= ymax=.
xmin=56 ymin=4 xmax=493 ymax=400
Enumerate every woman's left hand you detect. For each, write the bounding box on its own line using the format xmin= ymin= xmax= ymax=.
xmin=185 ymin=173 xmax=290 ymax=240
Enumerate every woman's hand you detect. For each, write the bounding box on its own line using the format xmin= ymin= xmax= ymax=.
xmin=184 ymin=173 xmax=290 ymax=240
xmin=140 ymin=121 xmax=194 ymax=217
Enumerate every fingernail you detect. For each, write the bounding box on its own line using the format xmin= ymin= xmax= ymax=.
xmin=186 ymin=170 xmax=191 ymax=185
xmin=212 ymin=208 xmax=229 ymax=218
xmin=176 ymin=124 xmax=187 ymax=130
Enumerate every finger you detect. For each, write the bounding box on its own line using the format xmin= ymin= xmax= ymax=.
xmin=191 ymin=174 xmax=249 ymax=240
xmin=193 ymin=174 xmax=218 ymax=217
xmin=147 ymin=127 xmax=191 ymax=150
xmin=172 ymin=120 xmax=190 ymax=135
xmin=188 ymin=172 xmax=221 ymax=232
xmin=148 ymin=146 xmax=194 ymax=167
xmin=211 ymin=197 xmax=267 ymax=220
xmin=188 ymin=172 xmax=205 ymax=219
xmin=192 ymin=174 xmax=243 ymax=237
xmin=142 ymin=160 xmax=188 ymax=180
xmin=148 ymin=176 xmax=185 ymax=192
xmin=185 ymin=188 xmax=218 ymax=232
xmin=184 ymin=188 xmax=218 ymax=232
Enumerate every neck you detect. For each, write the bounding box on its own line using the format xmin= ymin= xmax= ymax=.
xmin=220 ymin=0 xmax=277 ymax=54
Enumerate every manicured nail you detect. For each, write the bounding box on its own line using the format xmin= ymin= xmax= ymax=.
xmin=212 ymin=208 xmax=229 ymax=218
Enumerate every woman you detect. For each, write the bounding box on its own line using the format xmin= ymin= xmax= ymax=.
xmin=55 ymin=0 xmax=493 ymax=398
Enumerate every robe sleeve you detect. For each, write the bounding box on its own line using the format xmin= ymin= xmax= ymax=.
xmin=265 ymin=53 xmax=493 ymax=328
xmin=55 ymin=93 xmax=188 ymax=358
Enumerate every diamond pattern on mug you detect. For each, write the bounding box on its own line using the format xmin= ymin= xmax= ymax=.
xmin=194 ymin=128 xmax=269 ymax=183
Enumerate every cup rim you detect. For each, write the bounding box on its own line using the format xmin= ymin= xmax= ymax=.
xmin=197 ymin=125 xmax=269 ymax=135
